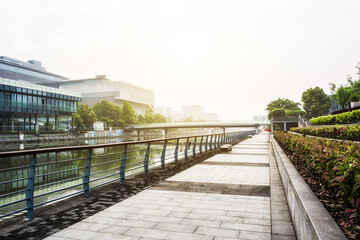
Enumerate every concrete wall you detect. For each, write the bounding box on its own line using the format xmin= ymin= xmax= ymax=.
xmin=271 ymin=136 xmax=346 ymax=240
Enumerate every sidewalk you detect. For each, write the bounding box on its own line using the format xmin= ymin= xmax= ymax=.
xmin=46 ymin=132 xmax=295 ymax=240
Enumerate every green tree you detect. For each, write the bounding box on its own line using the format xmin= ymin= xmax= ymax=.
xmin=267 ymin=108 xmax=286 ymax=120
xmin=121 ymin=101 xmax=136 ymax=126
xmin=93 ymin=101 xmax=122 ymax=127
xmin=72 ymin=113 xmax=84 ymax=130
xmin=335 ymin=85 xmax=352 ymax=109
xmin=265 ymin=98 xmax=301 ymax=112
xmin=181 ymin=116 xmax=193 ymax=122
xmin=138 ymin=105 xmax=167 ymax=124
xmin=301 ymin=87 xmax=332 ymax=118
xmin=72 ymin=103 xmax=97 ymax=129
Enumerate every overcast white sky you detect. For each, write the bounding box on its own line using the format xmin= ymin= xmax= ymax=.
xmin=1 ymin=0 xmax=360 ymax=120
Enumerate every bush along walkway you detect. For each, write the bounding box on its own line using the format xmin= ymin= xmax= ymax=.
xmin=310 ymin=109 xmax=360 ymax=125
xmin=291 ymin=125 xmax=360 ymax=141
xmin=274 ymin=131 xmax=360 ymax=239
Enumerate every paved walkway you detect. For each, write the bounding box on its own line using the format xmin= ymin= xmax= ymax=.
xmin=46 ymin=132 xmax=296 ymax=240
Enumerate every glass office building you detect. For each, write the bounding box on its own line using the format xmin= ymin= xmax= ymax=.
xmin=0 ymin=56 xmax=66 ymax=87
xmin=0 ymin=56 xmax=81 ymax=132
xmin=0 ymin=78 xmax=81 ymax=132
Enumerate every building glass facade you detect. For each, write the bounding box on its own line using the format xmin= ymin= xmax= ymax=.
xmin=0 ymin=78 xmax=81 ymax=132
xmin=0 ymin=56 xmax=66 ymax=86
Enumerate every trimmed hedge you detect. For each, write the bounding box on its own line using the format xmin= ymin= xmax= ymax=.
xmin=274 ymin=131 xmax=360 ymax=237
xmin=290 ymin=125 xmax=360 ymax=141
xmin=310 ymin=109 xmax=360 ymax=125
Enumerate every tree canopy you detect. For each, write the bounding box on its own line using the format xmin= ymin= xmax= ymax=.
xmin=137 ymin=105 xmax=167 ymax=124
xmin=301 ymin=87 xmax=332 ymax=119
xmin=121 ymin=101 xmax=137 ymax=125
xmin=72 ymin=103 xmax=97 ymax=130
xmin=329 ymin=63 xmax=360 ymax=110
xmin=265 ymin=98 xmax=301 ymax=112
xmin=93 ymin=101 xmax=124 ymax=127
xmin=72 ymin=101 xmax=168 ymax=129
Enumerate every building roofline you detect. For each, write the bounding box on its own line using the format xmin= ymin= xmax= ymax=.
xmin=63 ymin=76 xmax=154 ymax=93
xmin=0 ymin=58 xmax=68 ymax=80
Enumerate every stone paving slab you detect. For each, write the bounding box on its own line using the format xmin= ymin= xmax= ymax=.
xmin=46 ymin=132 xmax=295 ymax=240
xmin=205 ymin=154 xmax=269 ymax=164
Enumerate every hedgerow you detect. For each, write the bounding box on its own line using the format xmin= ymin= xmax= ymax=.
xmin=274 ymin=131 xmax=360 ymax=238
xmin=290 ymin=125 xmax=360 ymax=141
xmin=310 ymin=109 xmax=360 ymax=125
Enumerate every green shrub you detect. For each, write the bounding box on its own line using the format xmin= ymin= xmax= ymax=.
xmin=290 ymin=125 xmax=360 ymax=141
xmin=274 ymin=131 xmax=360 ymax=215
xmin=310 ymin=109 xmax=360 ymax=125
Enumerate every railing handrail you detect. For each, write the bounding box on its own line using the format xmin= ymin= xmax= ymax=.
xmin=126 ymin=121 xmax=267 ymax=129
xmin=0 ymin=129 xmax=256 ymax=219
xmin=0 ymin=131 xmax=240 ymax=157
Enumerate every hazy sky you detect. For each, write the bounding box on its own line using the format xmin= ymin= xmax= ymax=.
xmin=1 ymin=0 xmax=360 ymax=120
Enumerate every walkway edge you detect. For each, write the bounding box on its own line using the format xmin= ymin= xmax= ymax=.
xmin=270 ymin=136 xmax=346 ymax=240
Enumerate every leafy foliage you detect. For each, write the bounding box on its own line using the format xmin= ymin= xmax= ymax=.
xmin=291 ymin=125 xmax=360 ymax=141
xmin=301 ymin=86 xmax=332 ymax=118
xmin=121 ymin=101 xmax=137 ymax=126
xmin=72 ymin=103 xmax=97 ymax=130
xmin=268 ymin=108 xmax=305 ymax=120
xmin=349 ymin=93 xmax=360 ymax=102
xmin=274 ymin=131 xmax=360 ymax=238
xmin=93 ymin=101 xmax=123 ymax=127
xmin=310 ymin=109 xmax=360 ymax=125
xmin=137 ymin=105 xmax=167 ymax=124
xmin=265 ymin=98 xmax=301 ymax=112
xmin=336 ymin=85 xmax=353 ymax=109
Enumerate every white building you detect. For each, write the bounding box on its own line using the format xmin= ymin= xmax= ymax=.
xmin=59 ymin=75 xmax=154 ymax=114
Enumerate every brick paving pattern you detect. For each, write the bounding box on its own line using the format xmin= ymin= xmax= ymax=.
xmin=45 ymin=132 xmax=296 ymax=239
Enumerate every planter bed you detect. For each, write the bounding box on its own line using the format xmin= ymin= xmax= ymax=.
xmin=273 ymin=131 xmax=359 ymax=239
xmin=290 ymin=125 xmax=360 ymax=141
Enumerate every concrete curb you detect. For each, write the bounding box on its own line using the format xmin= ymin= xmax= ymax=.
xmin=270 ymin=136 xmax=347 ymax=240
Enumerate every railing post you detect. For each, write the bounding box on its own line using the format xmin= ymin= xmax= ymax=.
xmin=199 ymin=136 xmax=203 ymax=154
xmin=161 ymin=140 xmax=167 ymax=168
xmin=192 ymin=137 xmax=197 ymax=156
xmin=174 ymin=139 xmax=179 ymax=163
xmin=120 ymin=145 xmax=127 ymax=184
xmin=184 ymin=138 xmax=189 ymax=159
xmin=205 ymin=136 xmax=208 ymax=152
xmin=144 ymin=142 xmax=150 ymax=174
xmin=212 ymin=135 xmax=216 ymax=149
xmin=26 ymin=153 xmax=36 ymax=219
xmin=217 ymin=134 xmax=221 ymax=147
xmin=209 ymin=135 xmax=213 ymax=150
xmin=83 ymin=149 xmax=92 ymax=198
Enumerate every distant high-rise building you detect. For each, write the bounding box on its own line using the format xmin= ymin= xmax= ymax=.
xmin=155 ymin=105 xmax=220 ymax=121
xmin=155 ymin=106 xmax=172 ymax=118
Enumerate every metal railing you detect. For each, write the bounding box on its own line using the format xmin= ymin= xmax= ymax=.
xmin=0 ymin=130 xmax=255 ymax=219
xmin=126 ymin=121 xmax=268 ymax=129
